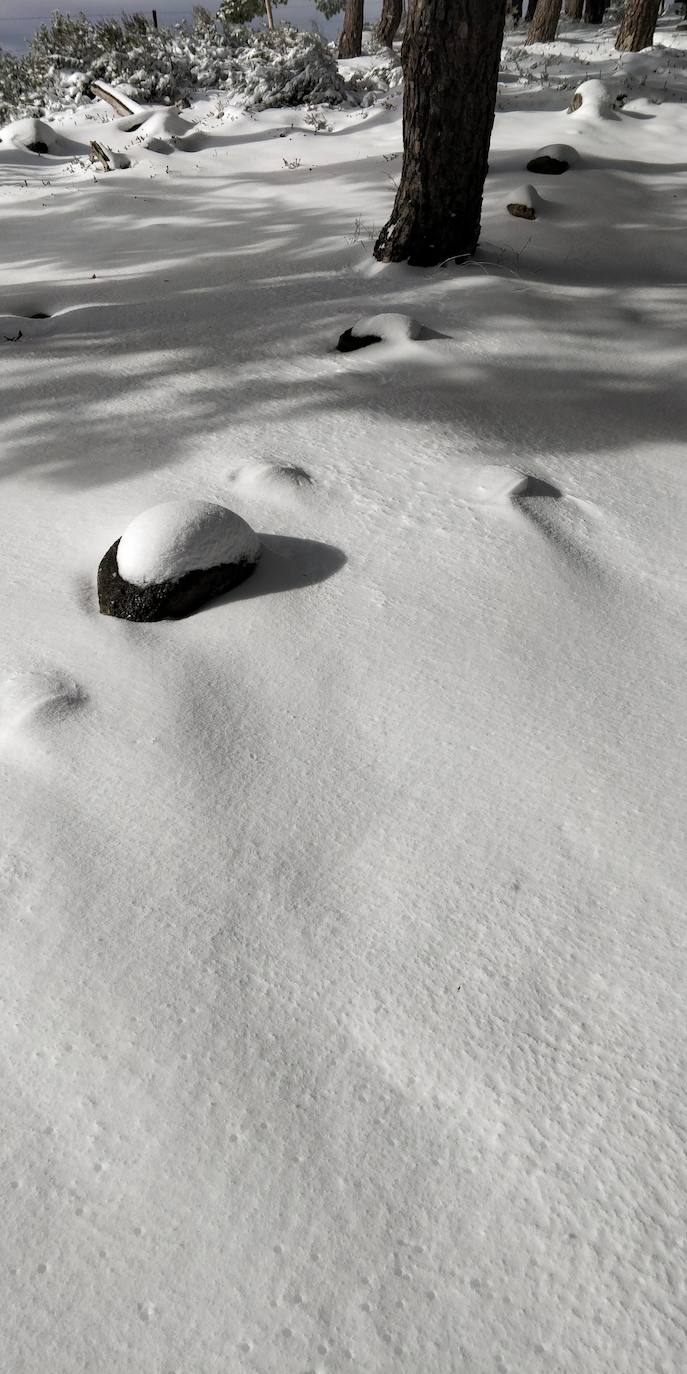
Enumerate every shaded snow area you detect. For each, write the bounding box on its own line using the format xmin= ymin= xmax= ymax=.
xmin=1 ymin=18 xmax=686 ymax=1374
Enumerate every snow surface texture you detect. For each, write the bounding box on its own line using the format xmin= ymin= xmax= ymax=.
xmin=116 ymin=499 xmax=261 ymax=586
xmin=1 ymin=17 xmax=686 ymax=1374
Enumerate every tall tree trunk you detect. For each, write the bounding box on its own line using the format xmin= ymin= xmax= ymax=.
xmin=526 ymin=0 xmax=562 ymax=41
xmin=565 ymin=0 xmax=584 ymax=17
xmin=615 ymin=0 xmax=660 ymax=45
xmin=584 ymin=0 xmax=606 ymax=19
xmin=525 ymin=0 xmax=539 ymax=17
xmin=376 ymin=0 xmax=403 ymax=46
xmin=264 ymin=0 xmax=274 ymax=28
xmin=338 ymin=0 xmax=364 ymax=57
xmin=373 ymin=0 xmax=507 ymax=268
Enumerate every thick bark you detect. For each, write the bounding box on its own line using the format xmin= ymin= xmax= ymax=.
xmin=373 ymin=0 xmax=507 ymax=267
xmin=338 ymin=0 xmax=364 ymax=56
xmin=565 ymin=0 xmax=584 ymax=17
xmin=615 ymin=0 xmax=660 ymax=45
xmin=376 ymin=0 xmax=403 ymax=46
xmin=526 ymin=0 xmax=562 ymax=41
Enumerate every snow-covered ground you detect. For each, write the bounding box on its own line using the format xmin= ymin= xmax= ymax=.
xmin=1 ymin=19 xmax=686 ymax=1374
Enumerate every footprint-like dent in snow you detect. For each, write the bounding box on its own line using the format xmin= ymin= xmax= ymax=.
xmin=0 ymin=670 xmax=86 ymax=743
xmin=230 ymin=459 xmax=315 ymax=496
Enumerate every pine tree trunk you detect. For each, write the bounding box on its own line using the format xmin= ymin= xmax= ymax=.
xmin=565 ymin=0 xmax=584 ymax=17
xmin=525 ymin=0 xmax=539 ymax=18
xmin=615 ymin=0 xmax=660 ymax=45
xmin=526 ymin=0 xmax=562 ymax=41
xmin=264 ymin=0 xmax=275 ymax=28
xmin=373 ymin=0 xmax=507 ymax=267
xmin=583 ymin=0 xmax=606 ymax=19
xmin=338 ymin=0 xmax=364 ymax=57
xmin=376 ymin=0 xmax=403 ymax=47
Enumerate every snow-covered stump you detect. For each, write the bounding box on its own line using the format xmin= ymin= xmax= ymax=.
xmin=526 ymin=143 xmax=579 ymax=175
xmin=97 ymin=500 xmax=261 ymax=621
xmin=568 ymin=79 xmax=615 ymax=117
xmin=506 ymin=184 xmax=541 ymax=220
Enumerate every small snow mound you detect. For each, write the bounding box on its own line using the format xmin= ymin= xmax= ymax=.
xmin=232 ymin=461 xmax=314 ymax=494
xmin=116 ymin=500 xmax=261 ymax=588
xmin=0 ymin=117 xmax=65 ymax=155
xmin=0 ymin=669 xmax=85 ymax=739
xmin=568 ymin=80 xmax=614 ymax=117
xmin=507 ymin=184 xmax=541 ymax=220
xmin=135 ymin=109 xmax=198 ymax=143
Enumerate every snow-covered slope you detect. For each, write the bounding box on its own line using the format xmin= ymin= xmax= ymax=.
xmin=0 ymin=20 xmax=686 ymax=1374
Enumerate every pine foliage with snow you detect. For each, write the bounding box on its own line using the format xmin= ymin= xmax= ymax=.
xmin=0 ymin=12 xmax=349 ymax=116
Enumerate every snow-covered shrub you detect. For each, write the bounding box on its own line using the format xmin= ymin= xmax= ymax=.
xmin=222 ymin=27 xmax=346 ymax=107
xmin=0 ymin=49 xmax=52 ymax=121
xmin=0 ymin=12 xmax=351 ymax=120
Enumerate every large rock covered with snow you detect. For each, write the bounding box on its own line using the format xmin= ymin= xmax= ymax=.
xmin=97 ymin=499 xmax=261 ymax=621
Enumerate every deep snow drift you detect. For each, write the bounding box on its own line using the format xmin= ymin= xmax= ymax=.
xmin=0 ymin=18 xmax=686 ymax=1374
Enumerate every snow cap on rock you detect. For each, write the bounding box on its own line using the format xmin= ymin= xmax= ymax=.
xmin=116 ymin=499 xmax=261 ymax=588
xmin=0 ymin=117 xmax=65 ymax=154
xmin=352 ymin=313 xmax=422 ymax=342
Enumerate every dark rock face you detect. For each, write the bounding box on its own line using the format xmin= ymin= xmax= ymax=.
xmin=526 ymin=155 xmax=568 ymax=175
xmin=97 ymin=538 xmax=259 ymax=621
xmin=336 ymin=327 xmax=384 ymax=353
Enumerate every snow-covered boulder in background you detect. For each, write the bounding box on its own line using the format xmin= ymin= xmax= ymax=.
xmin=97 ymin=499 xmax=261 ymax=621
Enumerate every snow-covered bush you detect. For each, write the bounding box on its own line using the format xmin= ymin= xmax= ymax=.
xmin=0 ymin=12 xmax=349 ymax=119
xmin=222 ymin=28 xmax=346 ymax=108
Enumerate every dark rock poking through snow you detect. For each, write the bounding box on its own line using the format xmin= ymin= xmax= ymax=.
xmin=526 ymin=143 xmax=579 ymax=176
xmin=97 ymin=500 xmax=261 ymax=621
xmin=337 ymin=327 xmax=384 ymax=353
xmin=526 ymin=155 xmax=568 ymax=175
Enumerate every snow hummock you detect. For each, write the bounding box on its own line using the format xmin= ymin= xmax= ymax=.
xmin=531 ymin=142 xmax=579 ymax=165
xmin=351 ymin=312 xmax=422 ymax=342
xmin=116 ymin=500 xmax=261 ymax=586
xmin=0 ymin=117 xmax=65 ymax=154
